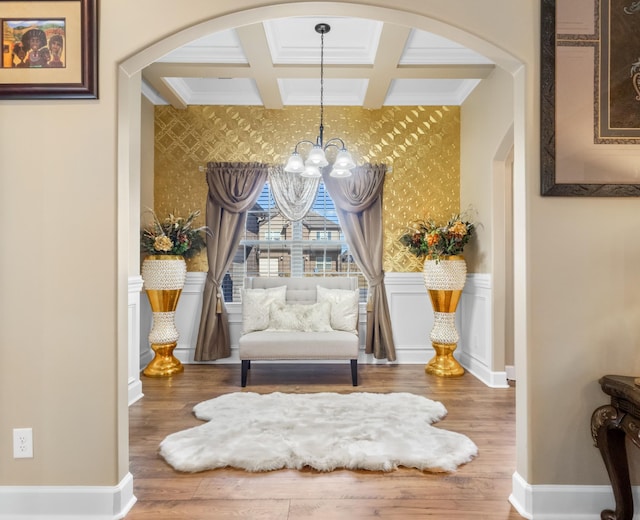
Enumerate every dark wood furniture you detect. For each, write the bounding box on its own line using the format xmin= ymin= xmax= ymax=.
xmin=591 ymin=375 xmax=640 ymax=520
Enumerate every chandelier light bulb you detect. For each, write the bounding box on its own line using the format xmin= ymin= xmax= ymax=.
xmin=300 ymin=164 xmax=322 ymax=178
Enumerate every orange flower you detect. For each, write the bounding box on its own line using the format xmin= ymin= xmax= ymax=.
xmin=449 ymin=220 xmax=467 ymax=237
xmin=426 ymin=232 xmax=440 ymax=247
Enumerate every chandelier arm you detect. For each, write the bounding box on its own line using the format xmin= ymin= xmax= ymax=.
xmin=323 ymin=137 xmax=347 ymax=151
xmin=293 ymin=140 xmax=318 ymax=153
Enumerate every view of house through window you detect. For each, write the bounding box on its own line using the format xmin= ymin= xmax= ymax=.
xmin=222 ymin=181 xmax=367 ymax=303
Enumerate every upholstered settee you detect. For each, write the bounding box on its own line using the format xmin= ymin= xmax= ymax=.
xmin=238 ymin=277 xmax=360 ymax=387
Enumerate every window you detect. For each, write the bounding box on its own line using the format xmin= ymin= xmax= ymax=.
xmin=263 ymin=231 xmax=281 ymax=240
xmin=223 ymin=180 xmax=366 ymax=303
xmin=259 ymin=258 xmax=279 ymax=276
xmin=315 ymin=256 xmax=334 ymax=273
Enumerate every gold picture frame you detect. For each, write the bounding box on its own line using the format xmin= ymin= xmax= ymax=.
xmin=541 ymin=0 xmax=640 ymax=196
xmin=0 ymin=0 xmax=98 ymax=99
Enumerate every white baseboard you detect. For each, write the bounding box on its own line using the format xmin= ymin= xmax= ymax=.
xmin=0 ymin=472 xmax=136 ymax=519
xmin=506 ymin=364 xmax=516 ymax=381
xmin=128 ymin=379 xmax=143 ymax=406
xmin=510 ymin=471 xmax=640 ymax=519
xmin=458 ymin=351 xmax=509 ymax=388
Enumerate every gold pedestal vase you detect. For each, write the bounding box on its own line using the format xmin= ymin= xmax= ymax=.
xmin=141 ymin=255 xmax=187 ymax=377
xmin=422 ymin=255 xmax=467 ymax=377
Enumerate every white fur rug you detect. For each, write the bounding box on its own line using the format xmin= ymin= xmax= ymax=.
xmin=159 ymin=391 xmax=478 ymax=473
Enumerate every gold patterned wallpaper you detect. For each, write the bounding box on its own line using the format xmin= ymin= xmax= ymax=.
xmin=153 ymin=105 xmax=460 ymax=273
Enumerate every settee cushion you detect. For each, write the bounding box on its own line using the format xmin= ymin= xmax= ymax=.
xmin=267 ymin=300 xmax=333 ymax=332
xmin=241 ymin=285 xmax=287 ymax=334
xmin=239 ymin=330 xmax=359 ymax=359
xmin=316 ymin=286 xmax=359 ymax=333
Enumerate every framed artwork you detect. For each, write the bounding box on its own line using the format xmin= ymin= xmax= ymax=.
xmin=541 ymin=0 xmax=640 ymax=196
xmin=0 ymin=0 xmax=98 ymax=99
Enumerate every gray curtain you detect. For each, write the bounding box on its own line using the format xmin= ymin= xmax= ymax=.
xmin=323 ymin=163 xmax=396 ymax=361
xmin=194 ymin=162 xmax=269 ymax=361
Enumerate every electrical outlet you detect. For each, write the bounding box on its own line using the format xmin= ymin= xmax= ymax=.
xmin=13 ymin=428 xmax=33 ymax=459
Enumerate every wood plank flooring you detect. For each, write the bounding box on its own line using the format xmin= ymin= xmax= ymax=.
xmin=127 ymin=363 xmax=521 ymax=519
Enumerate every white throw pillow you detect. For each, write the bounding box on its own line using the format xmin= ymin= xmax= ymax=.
xmin=316 ymin=285 xmax=359 ymax=333
xmin=268 ymin=301 xmax=333 ymax=332
xmin=241 ymin=286 xmax=287 ymax=334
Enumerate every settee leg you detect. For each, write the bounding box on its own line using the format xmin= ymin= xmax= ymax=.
xmin=241 ymin=360 xmax=250 ymax=387
xmin=351 ymin=359 xmax=358 ymax=386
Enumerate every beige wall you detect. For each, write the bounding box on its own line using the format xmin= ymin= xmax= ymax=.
xmin=460 ymin=66 xmax=514 ymax=274
xmin=3 ymin=0 xmax=638 ymax=499
xmin=461 ymin=66 xmax=515 ymax=373
xmin=141 ymin=96 xmax=155 ymax=234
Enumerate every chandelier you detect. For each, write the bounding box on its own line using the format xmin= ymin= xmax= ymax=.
xmin=283 ymin=23 xmax=356 ymax=178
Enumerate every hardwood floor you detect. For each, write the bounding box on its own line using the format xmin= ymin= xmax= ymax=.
xmin=127 ymin=364 xmax=522 ymax=519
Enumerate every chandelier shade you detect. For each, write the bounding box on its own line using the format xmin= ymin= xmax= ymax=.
xmin=307 ymin=145 xmax=329 ymax=167
xmin=334 ymin=148 xmax=356 ymax=169
xmin=283 ymin=23 xmax=356 ymax=178
xmin=283 ymin=152 xmax=304 ymax=173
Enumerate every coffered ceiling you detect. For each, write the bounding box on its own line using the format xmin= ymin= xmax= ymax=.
xmin=142 ymin=16 xmax=495 ymax=109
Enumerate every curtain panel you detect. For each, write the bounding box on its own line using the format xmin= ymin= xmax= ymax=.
xmin=323 ymin=163 xmax=396 ymax=361
xmin=194 ymin=162 xmax=269 ymax=361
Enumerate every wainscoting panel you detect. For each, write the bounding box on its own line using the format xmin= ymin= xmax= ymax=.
xmin=128 ymin=276 xmax=144 ymax=405
xmin=137 ymin=272 xmax=501 ymax=387
xmin=383 ymin=273 xmax=436 ymax=364
xmin=458 ymin=274 xmax=507 ymax=388
xmin=173 ymin=273 xmax=207 ymax=362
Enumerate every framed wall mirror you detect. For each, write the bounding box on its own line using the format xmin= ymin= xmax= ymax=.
xmin=540 ymin=0 xmax=640 ymax=196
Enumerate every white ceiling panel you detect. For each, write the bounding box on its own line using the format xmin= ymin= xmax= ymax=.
xmin=158 ymin=29 xmax=247 ymax=64
xmin=164 ymin=78 xmax=262 ymax=105
xmin=263 ymin=17 xmax=383 ymax=64
xmin=399 ymin=29 xmax=493 ymax=65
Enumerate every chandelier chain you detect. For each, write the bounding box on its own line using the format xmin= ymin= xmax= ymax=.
xmin=319 ymin=28 xmax=325 ymax=146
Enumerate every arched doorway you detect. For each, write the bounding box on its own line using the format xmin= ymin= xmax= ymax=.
xmin=118 ymin=1 xmax=526 ymax=506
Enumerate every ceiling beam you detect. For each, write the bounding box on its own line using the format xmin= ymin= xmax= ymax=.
xmin=396 ymin=64 xmax=494 ymax=79
xmin=235 ymin=23 xmax=283 ymax=109
xmin=144 ymin=61 xmax=495 ymax=81
xmin=362 ymin=24 xmax=412 ymax=109
xmin=141 ymin=67 xmax=188 ymax=109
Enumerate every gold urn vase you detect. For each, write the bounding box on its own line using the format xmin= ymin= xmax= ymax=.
xmin=141 ymin=255 xmax=187 ymax=377
xmin=422 ymin=255 xmax=467 ymax=377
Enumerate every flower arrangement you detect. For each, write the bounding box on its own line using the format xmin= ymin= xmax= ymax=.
xmin=400 ymin=213 xmax=475 ymax=262
xmin=140 ymin=209 xmax=209 ymax=258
